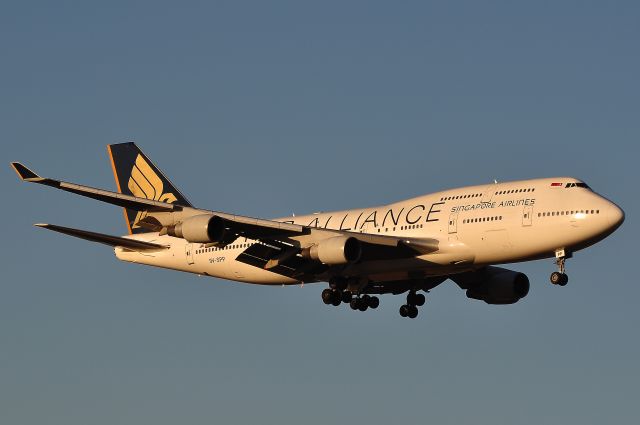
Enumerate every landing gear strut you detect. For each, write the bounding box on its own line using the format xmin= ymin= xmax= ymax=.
xmin=550 ymin=250 xmax=569 ymax=286
xmin=399 ymin=291 xmax=425 ymax=319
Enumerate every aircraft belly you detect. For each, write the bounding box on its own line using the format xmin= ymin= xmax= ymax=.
xmin=115 ymin=245 xmax=193 ymax=272
xmin=235 ymin=262 xmax=300 ymax=285
xmin=348 ymin=256 xmax=455 ymax=278
xmin=472 ymin=229 xmax=514 ymax=264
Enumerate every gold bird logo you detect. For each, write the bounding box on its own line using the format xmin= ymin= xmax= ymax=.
xmin=128 ymin=154 xmax=177 ymax=229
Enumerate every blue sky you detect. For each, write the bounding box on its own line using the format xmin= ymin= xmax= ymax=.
xmin=1 ymin=1 xmax=638 ymax=424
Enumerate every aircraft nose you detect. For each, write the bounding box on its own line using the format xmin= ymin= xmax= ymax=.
xmin=607 ymin=202 xmax=625 ymax=230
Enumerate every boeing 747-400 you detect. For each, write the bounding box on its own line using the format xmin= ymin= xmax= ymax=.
xmin=11 ymin=143 xmax=624 ymax=318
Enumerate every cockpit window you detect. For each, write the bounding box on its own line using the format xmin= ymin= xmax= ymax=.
xmin=566 ymin=182 xmax=591 ymax=189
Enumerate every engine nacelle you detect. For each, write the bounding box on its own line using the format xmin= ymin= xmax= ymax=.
xmin=167 ymin=214 xmax=234 ymax=244
xmin=302 ymin=236 xmax=362 ymax=265
xmin=454 ymin=267 xmax=530 ymax=305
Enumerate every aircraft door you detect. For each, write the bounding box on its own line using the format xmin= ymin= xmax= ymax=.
xmin=186 ymin=243 xmax=195 ymax=265
xmin=522 ymin=206 xmax=533 ymax=227
xmin=482 ymin=184 xmax=496 ymax=203
xmin=448 ymin=212 xmax=458 ymax=234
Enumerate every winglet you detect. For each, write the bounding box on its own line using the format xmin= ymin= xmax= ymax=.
xmin=11 ymin=162 xmax=41 ymax=181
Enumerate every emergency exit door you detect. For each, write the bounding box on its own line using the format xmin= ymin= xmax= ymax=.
xmin=186 ymin=243 xmax=195 ymax=265
xmin=448 ymin=213 xmax=458 ymax=233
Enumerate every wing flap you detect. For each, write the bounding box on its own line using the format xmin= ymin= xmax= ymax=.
xmin=235 ymin=241 xmax=328 ymax=280
xmin=202 ymin=213 xmax=441 ymax=278
xmin=34 ymin=223 xmax=169 ymax=251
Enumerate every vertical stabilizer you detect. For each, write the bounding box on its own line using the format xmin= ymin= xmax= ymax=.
xmin=107 ymin=142 xmax=192 ymax=234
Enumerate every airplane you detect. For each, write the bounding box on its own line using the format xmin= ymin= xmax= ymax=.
xmin=11 ymin=143 xmax=625 ymax=318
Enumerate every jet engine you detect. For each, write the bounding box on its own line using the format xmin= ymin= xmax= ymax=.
xmin=166 ymin=214 xmax=234 ymax=244
xmin=301 ymin=236 xmax=362 ymax=265
xmin=452 ymin=266 xmax=530 ymax=305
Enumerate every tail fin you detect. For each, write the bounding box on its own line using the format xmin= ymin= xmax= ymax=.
xmin=107 ymin=142 xmax=192 ymax=234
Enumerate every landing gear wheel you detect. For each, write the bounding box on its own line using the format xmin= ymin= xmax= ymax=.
xmin=558 ymin=273 xmax=569 ymax=286
xmin=407 ymin=291 xmax=426 ymax=306
xmin=350 ymin=299 xmax=359 ymax=310
xmin=368 ymin=296 xmax=380 ymax=309
xmin=550 ymin=272 xmax=564 ymax=285
xmin=330 ymin=290 xmax=342 ymax=306
xmin=341 ymin=291 xmax=353 ymax=304
xmin=358 ymin=298 xmax=368 ymax=312
xmin=400 ymin=304 xmax=418 ymax=318
xmin=407 ymin=305 xmax=418 ymax=319
xmin=321 ymin=288 xmax=333 ymax=304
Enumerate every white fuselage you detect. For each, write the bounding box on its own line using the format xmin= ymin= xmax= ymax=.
xmin=115 ymin=177 xmax=624 ymax=285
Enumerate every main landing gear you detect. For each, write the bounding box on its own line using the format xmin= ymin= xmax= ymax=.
xmin=399 ymin=291 xmax=425 ymax=319
xmin=321 ymin=288 xmax=379 ymax=312
xmin=550 ymin=250 xmax=569 ymax=286
xmin=350 ymin=294 xmax=379 ymax=312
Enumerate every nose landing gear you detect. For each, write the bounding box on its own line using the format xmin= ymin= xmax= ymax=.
xmin=550 ymin=250 xmax=570 ymax=286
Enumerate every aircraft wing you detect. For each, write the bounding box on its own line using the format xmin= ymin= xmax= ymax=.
xmin=11 ymin=162 xmax=181 ymax=213
xmin=205 ymin=213 xmax=440 ymax=280
xmin=11 ymin=161 xmax=448 ymax=281
xmin=34 ymin=223 xmax=169 ymax=251
xmin=203 ymin=212 xmax=439 ymax=255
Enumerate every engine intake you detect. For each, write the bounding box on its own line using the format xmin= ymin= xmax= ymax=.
xmin=302 ymin=236 xmax=362 ymax=265
xmin=453 ymin=266 xmax=530 ymax=305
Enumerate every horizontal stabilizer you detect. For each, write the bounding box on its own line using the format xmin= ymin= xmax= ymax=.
xmin=10 ymin=162 xmax=181 ymax=213
xmin=34 ymin=223 xmax=169 ymax=251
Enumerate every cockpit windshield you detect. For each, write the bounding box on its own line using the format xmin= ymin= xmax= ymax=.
xmin=566 ymin=182 xmax=590 ymax=189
